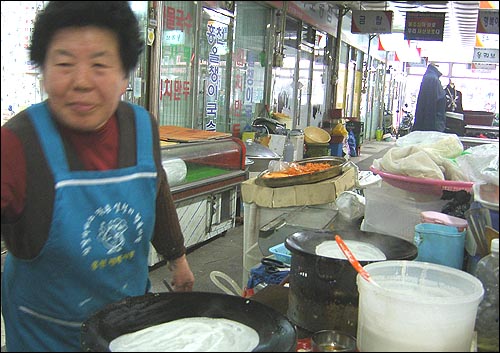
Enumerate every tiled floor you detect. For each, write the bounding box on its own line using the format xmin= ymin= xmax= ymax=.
xmin=1 ymin=138 xmax=395 ymax=351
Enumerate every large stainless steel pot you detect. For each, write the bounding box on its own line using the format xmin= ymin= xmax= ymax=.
xmin=285 ymin=229 xmax=417 ymax=337
xmin=244 ymin=140 xmax=281 ymax=173
xmin=81 ymin=292 xmax=297 ymax=352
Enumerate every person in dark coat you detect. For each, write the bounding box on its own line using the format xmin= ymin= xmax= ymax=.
xmin=445 ymin=79 xmax=464 ymax=113
xmin=412 ymin=63 xmax=446 ymax=132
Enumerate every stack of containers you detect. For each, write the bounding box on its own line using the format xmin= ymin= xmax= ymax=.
xmin=329 ymin=135 xmax=345 ymax=157
xmin=329 ymin=123 xmax=347 ymax=157
xmin=361 ymin=181 xmax=449 ymax=242
xmin=304 ymin=126 xmax=331 ymax=158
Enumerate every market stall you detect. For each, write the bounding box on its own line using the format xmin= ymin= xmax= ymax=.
xmin=240 ymin=131 xmax=498 ymax=349
xmin=239 ymin=157 xmax=420 ymax=342
xmin=240 ymin=162 xmax=357 ymax=285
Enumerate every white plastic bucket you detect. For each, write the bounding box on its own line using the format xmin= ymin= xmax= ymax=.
xmin=356 ymin=260 xmax=484 ymax=352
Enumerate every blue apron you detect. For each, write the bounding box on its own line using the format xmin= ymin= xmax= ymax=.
xmin=2 ymin=102 xmax=158 ymax=351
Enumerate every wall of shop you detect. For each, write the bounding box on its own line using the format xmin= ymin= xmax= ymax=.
xmin=3 ymin=1 xmax=496 ymax=140
xmin=141 ymin=1 xmax=393 ymax=139
xmin=0 ymin=0 xmax=389 ymax=137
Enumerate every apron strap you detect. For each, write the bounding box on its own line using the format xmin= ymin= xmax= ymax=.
xmin=27 ymin=102 xmax=70 ymax=177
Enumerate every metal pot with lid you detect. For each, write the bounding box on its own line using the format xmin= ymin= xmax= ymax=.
xmin=244 ymin=140 xmax=281 ymax=173
xmin=285 ymin=229 xmax=417 ymax=337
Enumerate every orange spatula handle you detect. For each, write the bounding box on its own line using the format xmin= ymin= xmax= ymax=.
xmin=335 ymin=234 xmax=374 ymax=283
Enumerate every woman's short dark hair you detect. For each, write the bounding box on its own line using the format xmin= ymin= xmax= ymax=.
xmin=29 ymin=1 xmax=143 ymax=76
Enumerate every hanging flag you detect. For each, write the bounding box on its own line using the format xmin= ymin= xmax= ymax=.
xmin=480 ymin=1 xmax=499 ymax=9
xmin=378 ymin=36 xmax=385 ymax=50
xmin=377 ymin=34 xmax=421 ymax=63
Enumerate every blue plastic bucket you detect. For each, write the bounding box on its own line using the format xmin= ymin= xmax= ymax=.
xmin=414 ymin=223 xmax=466 ymax=270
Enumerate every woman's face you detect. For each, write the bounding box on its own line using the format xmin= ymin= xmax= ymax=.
xmin=43 ymin=27 xmax=129 ymax=131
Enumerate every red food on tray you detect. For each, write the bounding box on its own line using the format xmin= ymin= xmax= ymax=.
xmin=255 ymin=157 xmax=348 ymax=188
xmin=261 ymin=162 xmax=333 ymax=179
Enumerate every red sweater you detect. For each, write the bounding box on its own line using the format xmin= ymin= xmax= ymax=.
xmin=2 ymin=115 xmax=119 ymax=219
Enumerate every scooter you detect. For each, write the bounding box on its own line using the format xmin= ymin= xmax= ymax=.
xmin=252 ymin=116 xmax=287 ymax=135
xmin=396 ymin=104 xmax=414 ymax=139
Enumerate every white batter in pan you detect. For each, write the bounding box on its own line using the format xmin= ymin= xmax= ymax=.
xmin=315 ymin=239 xmax=386 ymax=261
xmin=109 ymin=317 xmax=260 ymax=352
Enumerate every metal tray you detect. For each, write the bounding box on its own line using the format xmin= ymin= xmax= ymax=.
xmin=254 ymin=156 xmax=348 ymax=188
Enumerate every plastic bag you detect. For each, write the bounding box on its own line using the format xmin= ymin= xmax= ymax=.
xmin=335 ymin=191 xmax=365 ymax=221
xmin=332 ymin=123 xmax=348 ymax=137
xmin=268 ymin=160 xmax=291 ymax=172
xmin=455 ymin=144 xmax=499 ymax=185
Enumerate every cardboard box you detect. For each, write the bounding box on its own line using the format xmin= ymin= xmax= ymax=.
xmin=241 ymin=166 xmax=356 ymax=208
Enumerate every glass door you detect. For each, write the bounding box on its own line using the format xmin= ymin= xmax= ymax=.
xmin=158 ymin=1 xmax=197 ymax=127
xmin=335 ymin=41 xmax=348 ymax=112
xmin=271 ymin=17 xmax=299 ymax=130
xmin=296 ymin=23 xmax=315 ymax=130
xmin=123 ymin=1 xmax=150 ymax=108
xmin=231 ymin=2 xmax=271 ymax=134
xmin=310 ymin=31 xmax=328 ymax=128
xmin=345 ymin=47 xmax=357 ymax=118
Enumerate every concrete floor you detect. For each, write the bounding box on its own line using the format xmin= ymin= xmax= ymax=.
xmin=1 ymin=139 xmax=395 ymax=351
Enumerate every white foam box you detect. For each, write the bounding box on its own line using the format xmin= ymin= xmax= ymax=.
xmin=361 ymin=181 xmax=449 ymax=242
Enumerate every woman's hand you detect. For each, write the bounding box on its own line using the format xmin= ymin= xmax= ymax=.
xmin=167 ymin=254 xmax=195 ymax=292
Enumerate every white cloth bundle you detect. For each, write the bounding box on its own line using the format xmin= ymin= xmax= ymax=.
xmin=373 ymin=131 xmax=466 ymax=181
xmin=161 ymin=158 xmax=187 ymax=186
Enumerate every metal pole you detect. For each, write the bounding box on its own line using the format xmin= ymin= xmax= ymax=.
xmin=331 ymin=6 xmax=349 ymax=109
xmin=148 ymin=1 xmax=162 ymax=120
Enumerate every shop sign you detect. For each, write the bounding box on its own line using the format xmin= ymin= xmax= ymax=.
xmin=404 ymin=12 xmax=445 ymax=41
xmin=471 ymin=63 xmax=496 ymax=71
xmin=244 ymin=51 xmax=256 ymax=119
xmin=163 ymin=30 xmax=185 ymax=45
xmin=160 ymin=79 xmax=191 ymax=102
xmin=472 ymin=47 xmax=499 ymax=63
xmin=164 ymin=6 xmax=193 ymax=33
xmin=351 ymin=10 xmax=393 ymax=34
xmin=406 ymin=57 xmax=428 ymax=68
xmin=270 ymin=1 xmax=338 ymax=36
xmin=205 ymin=21 xmax=227 ymax=131
xmin=202 ymin=1 xmax=234 ymax=15
xmin=232 ymin=49 xmax=256 ymax=121
xmin=476 ymin=9 xmax=499 ymax=34
xmin=159 ymin=4 xmax=194 ymax=103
